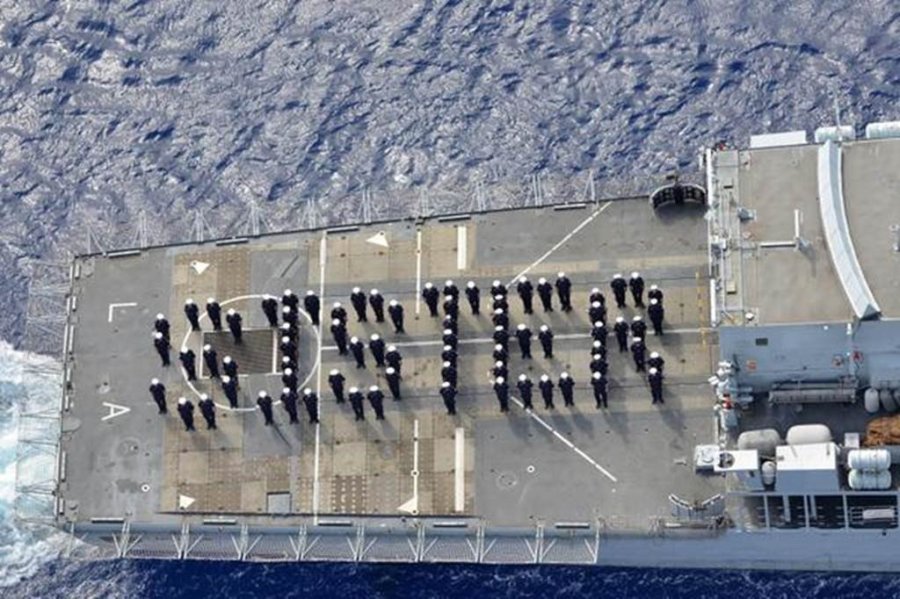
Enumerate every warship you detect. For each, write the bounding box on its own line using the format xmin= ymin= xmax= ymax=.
xmin=29 ymin=120 xmax=900 ymax=570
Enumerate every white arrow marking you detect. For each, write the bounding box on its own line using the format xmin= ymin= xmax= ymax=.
xmin=178 ymin=494 xmax=196 ymax=510
xmin=101 ymin=402 xmax=131 ymax=421
xmin=366 ymin=231 xmax=389 ymax=248
xmin=190 ymin=260 xmax=210 ymax=275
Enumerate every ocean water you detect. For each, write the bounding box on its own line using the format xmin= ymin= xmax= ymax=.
xmin=2 ymin=0 xmax=900 ymax=596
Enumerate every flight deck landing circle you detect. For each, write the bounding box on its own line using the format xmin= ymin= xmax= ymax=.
xmin=178 ymin=293 xmax=322 ymax=413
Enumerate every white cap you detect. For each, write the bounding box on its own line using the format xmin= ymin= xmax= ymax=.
xmin=224 ymin=356 xmax=232 ymax=363
xmin=284 ymin=369 xmax=293 ymax=376
xmin=151 ymin=378 xmax=159 ymax=385
xmin=591 ymin=301 xmax=601 ymax=308
xmin=153 ymin=331 xmax=163 ymax=339
xmin=650 ymin=351 xmax=660 ymax=359
xmin=425 ymin=282 xmax=433 ymax=289
xmin=285 ymin=288 xmax=294 ymax=295
xmin=495 ymin=361 xmax=504 ymax=368
xmin=200 ymin=393 xmax=209 ymax=401
xmin=445 ymin=279 xmax=454 ymax=287
xmin=227 ymin=308 xmax=236 ymax=316
xmin=494 ymin=294 xmax=503 ymax=301
xmin=467 ymin=281 xmax=476 ymax=289
xmin=333 ymin=301 xmax=342 ymax=308
xmin=387 ymin=345 xmax=397 ymax=352
xmin=281 ymin=356 xmax=290 ymax=363
xmin=517 ymin=323 xmax=526 ymax=331
xmin=370 ymin=288 xmax=379 ymax=295
xmin=519 ymin=275 xmax=528 ymax=283
xmin=281 ymin=336 xmax=290 ymax=343
xmin=592 ymin=354 xmax=602 ymax=361
xmin=538 ymin=277 xmax=547 ymax=284
xmin=593 ymin=340 xmax=602 ymax=348
xmin=185 ymin=298 xmax=195 ymax=305
xmin=329 ymin=368 xmax=338 ymax=375
xmin=222 ymin=375 xmax=231 ymax=383
xmin=386 ymin=367 xmax=395 ymax=375
xmin=332 ymin=318 xmax=341 ymax=326
xmin=613 ymin=273 xmax=622 ymax=279
xmin=616 ymin=316 xmax=625 ymax=323
xmin=631 ymin=271 xmax=640 ymax=279
xmin=495 ymin=343 xmax=504 ymax=351
xmin=650 ymin=298 xmax=659 ymax=305
xmin=349 ymin=386 xmax=359 ymax=393
xmin=494 ymin=325 xmax=504 ymax=332
xmin=306 ymin=290 xmax=315 ymax=296
xmin=561 ymin=372 xmax=569 ymax=379
xmin=443 ymin=329 xmax=453 ymax=336
xmin=442 ymin=381 xmax=451 ymax=388
xmin=207 ymin=297 xmax=216 ymax=304
xmin=443 ymin=345 xmax=452 ymax=352
xmin=558 ymin=272 xmax=566 ymax=278
xmin=649 ymin=367 xmax=658 ymax=375
xmin=370 ymin=334 xmax=380 ymax=341
xmin=540 ymin=324 xmax=549 ymax=332
xmin=633 ymin=315 xmax=642 ymax=322
xmin=495 ymin=376 xmax=505 ymax=384
xmin=594 ymin=321 xmax=604 ymax=328
xmin=178 ymin=397 xmax=187 ymax=405
xmin=303 ymin=388 xmax=312 ymax=395
xmin=350 ymin=336 xmax=359 ymax=344
xmin=282 ymin=305 xmax=291 ymax=313
xmin=633 ymin=337 xmax=643 ymax=343
xmin=389 ymin=299 xmax=398 ymax=307
xmin=593 ymin=372 xmax=601 ymax=379
xmin=443 ymin=361 xmax=451 ymax=368
xmin=203 ymin=344 xmax=212 ymax=351
xmin=282 ymin=387 xmax=291 ymax=395
xmin=494 ymin=308 xmax=503 ymax=315
xmin=369 ymin=385 xmax=379 ymax=392
xmin=156 ymin=313 xmax=165 ymax=320
xmin=591 ymin=287 xmax=600 ymax=294
xmin=280 ymin=322 xmax=291 ymax=329
xmin=518 ymin=374 xmax=528 ymax=382
xmin=492 ymin=280 xmax=501 ymax=287
xmin=540 ymin=374 xmax=550 ymax=382
xmin=352 ymin=286 xmax=361 ymax=293
xmin=650 ymin=284 xmax=658 ymax=291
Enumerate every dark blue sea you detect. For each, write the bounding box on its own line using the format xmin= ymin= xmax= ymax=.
xmin=2 ymin=0 xmax=900 ymax=596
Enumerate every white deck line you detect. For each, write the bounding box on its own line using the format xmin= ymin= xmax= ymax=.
xmin=456 ymin=225 xmax=467 ymax=271
xmin=313 ymin=232 xmax=327 ymax=523
xmin=108 ymin=302 xmax=137 ymax=323
xmin=454 ymin=427 xmax=465 ymax=512
xmin=271 ymin=329 xmax=278 ymax=374
xmin=507 ymin=201 xmax=612 ymax=286
xmin=415 ymin=229 xmax=423 ymax=315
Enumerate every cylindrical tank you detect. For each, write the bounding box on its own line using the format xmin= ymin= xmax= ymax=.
xmin=848 ymin=469 xmax=892 ymax=490
xmin=761 ymin=461 xmax=776 ymax=486
xmin=786 ymin=424 xmax=832 ymax=446
xmin=737 ymin=429 xmax=783 ymax=456
xmin=847 ymin=449 xmax=891 ymax=472
xmin=880 ymin=389 xmax=898 ymax=413
xmin=864 ymin=387 xmax=881 ymax=414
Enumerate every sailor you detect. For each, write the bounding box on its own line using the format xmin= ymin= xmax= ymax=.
xmin=648 ymin=298 xmax=665 ymax=336
xmin=282 ymin=305 xmax=299 ymax=327
xmin=442 ymin=314 xmax=458 ymax=336
xmin=629 ymin=271 xmax=645 ymax=308
xmin=206 ymin=298 xmax=223 ymax=331
xmin=281 ymin=387 xmax=300 ymax=424
xmin=516 ymin=276 xmax=534 ymax=314
xmin=280 ymin=355 xmax=297 ymax=373
xmin=367 ymin=386 xmax=386 ymax=420
xmin=226 ymin=308 xmax=243 ymax=344
xmin=631 ymin=337 xmax=647 ymax=373
xmin=369 ymin=334 xmax=386 ymax=367
xmin=280 ymin=335 xmax=297 ymax=360
xmin=331 ymin=319 xmax=349 ymax=355
xmin=492 ymin=326 xmax=509 ymax=352
xmin=590 ymin=354 xmax=609 ymax=376
xmin=492 ymin=294 xmax=509 ymax=313
xmin=490 ymin=280 xmax=508 ymax=298
xmin=388 ymin=300 xmax=405 ymax=333
xmin=517 ymin=374 xmax=534 ymax=410
xmin=465 ymin=281 xmax=481 ymax=315
xmin=492 ymin=308 xmax=509 ymax=331
xmin=350 ymin=287 xmax=368 ymax=322
xmin=443 ymin=296 xmax=460 ymax=320
xmin=591 ymin=340 xmax=607 ymax=360
xmin=440 ymin=382 xmax=457 ymax=415
xmin=610 ymin=274 xmax=627 ymax=309
xmin=589 ymin=287 xmax=606 ymax=308
xmin=282 ymin=367 xmax=298 ymax=393
xmin=202 ymin=344 xmax=220 ymax=378
xmin=588 ymin=301 xmax=606 ymax=327
xmin=441 ymin=360 xmax=458 ymax=387
xmin=153 ymin=331 xmax=170 ymax=366
xmin=539 ymin=375 xmax=555 ymax=409
xmin=555 ymin=272 xmax=573 ymax=312
xmin=331 ymin=302 xmax=348 ymax=326
xmin=257 ymin=391 xmax=274 ymax=425
xmin=538 ymin=325 xmax=554 ymax=359
xmin=304 ymin=290 xmax=321 ymax=326
xmin=491 ymin=376 xmax=509 ymax=413
xmin=515 ymin=323 xmax=533 ymax=359
xmin=648 ymin=367 xmax=664 ymax=404
xmin=385 ymin=345 xmax=402 ymax=374
xmin=591 ymin=372 xmax=608 ymax=408
xmin=198 ymin=393 xmax=217 ymax=430
xmin=221 ymin=375 xmax=239 ymax=408
xmin=149 ymin=378 xmax=167 ymax=414
xmin=282 ymin=289 xmax=300 ymax=311
xmin=385 ymin=367 xmax=402 ymax=400
xmin=492 ymin=343 xmax=509 ymax=364
xmin=261 ymin=296 xmax=280 ymax=327
xmin=280 ymin=321 xmax=297 ymax=342
xmin=631 ymin=315 xmax=647 ymax=340
xmin=492 ymin=360 xmax=508 ymax=382
xmin=348 ymin=387 xmax=366 ymax=421
xmin=177 ymin=397 xmax=195 ymax=431
xmin=537 ymin=277 xmax=554 ymax=312
xmin=422 ymin=282 xmax=440 ymax=317
xmin=302 ymin=388 xmax=320 ymax=424
xmin=443 ymin=279 xmax=460 ymax=301
xmin=223 ymin=355 xmax=238 ymax=379
xmin=179 ymin=348 xmax=197 ymax=381
xmin=443 ymin=328 xmax=458 ymax=350
xmin=648 ymin=351 xmax=665 ymax=373
xmin=349 ymin=336 xmax=366 ymax=368
xmin=441 ymin=345 xmax=458 ymax=368
xmin=591 ymin=320 xmax=608 ymax=345
xmin=648 ymin=284 xmax=664 ymax=305
xmin=614 ymin=316 xmax=629 ymax=352
xmin=559 ymin=372 xmax=575 ymax=406
xmin=328 ymin=369 xmax=345 ymax=402
xmin=154 ymin=313 xmax=170 ymax=342
xmin=184 ymin=299 xmax=201 ymax=331
xmin=369 ymin=289 xmax=386 ymax=323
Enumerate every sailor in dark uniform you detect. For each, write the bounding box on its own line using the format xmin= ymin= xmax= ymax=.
xmin=443 ymin=279 xmax=460 ymax=302
xmin=257 ymin=391 xmax=274 ymax=425
xmin=589 ymin=287 xmax=605 ymax=309
xmin=282 ymin=305 xmax=299 ymax=327
xmin=302 ymin=388 xmax=320 ymax=424
xmin=441 ymin=345 xmax=458 ymax=368
xmin=369 ymin=289 xmax=385 ymax=323
xmin=385 ymin=345 xmax=402 ymax=374
xmin=304 ymin=290 xmax=321 ymax=326
xmin=631 ymin=315 xmax=647 ymax=341
xmin=348 ymin=387 xmax=366 ymax=421
xmin=465 ymin=281 xmax=480 ymax=315
xmin=493 ymin=343 xmax=509 ymax=364
xmin=492 ymin=326 xmax=509 ymax=353
xmin=422 ymin=282 xmax=440 ymax=317
xmin=629 ymin=271 xmax=645 ymax=308
xmin=648 ymin=351 xmax=665 ymax=373
xmin=493 ymin=376 xmax=510 ymax=413
xmin=203 ymin=344 xmax=220 ymax=378
xmin=517 ymin=374 xmax=534 ymax=410
xmin=443 ymin=296 xmax=460 ymax=320
xmin=280 ymin=335 xmax=297 ymax=361
xmin=153 ymin=331 xmax=170 ymax=366
xmin=537 ymin=278 xmax=554 ymax=312
xmin=441 ymin=361 xmax=458 ymax=388
xmin=367 ymin=386 xmax=386 ymax=420
xmin=648 ymin=367 xmax=664 ymax=405
xmin=492 ymin=294 xmax=509 ymax=313
xmin=281 ymin=387 xmax=299 ymax=424
xmin=591 ymin=320 xmax=608 ymax=346
xmin=388 ymin=300 xmax=405 ymax=333
xmin=282 ymin=289 xmax=300 ymax=311
xmin=490 ymin=280 xmax=508 ymax=298
xmin=221 ymin=375 xmax=239 ymax=408
xmin=610 ymin=274 xmax=627 ymax=309
xmin=385 ymin=367 xmax=402 ymax=400
xmin=154 ymin=313 xmax=170 ymax=342
xmin=648 ymin=284 xmax=663 ymax=305
xmin=516 ymin=276 xmax=534 ymax=314
xmin=350 ymin=287 xmax=368 ymax=322
xmin=648 ymin=298 xmax=665 ymax=336
xmin=442 ymin=314 xmax=458 ymax=336
xmin=591 ymin=372 xmax=608 ymax=408
xmin=492 ymin=360 xmax=508 ymax=382
xmin=349 ymin=336 xmax=366 ymax=368
xmin=223 ymin=355 xmax=238 ymax=379
xmin=443 ymin=329 xmax=458 ymax=350
xmin=198 ymin=393 xmax=217 ymax=430
xmin=538 ymin=325 xmax=554 ymax=359
xmin=328 ymin=369 xmax=345 ymax=402
xmin=179 ymin=348 xmax=197 ymax=381
xmin=206 ymin=298 xmax=223 ymax=331
xmin=184 ymin=299 xmax=201 ymax=331
xmin=555 ymin=272 xmax=572 ymax=312
xmin=369 ymin=334 xmax=386 ymax=367
xmin=331 ymin=302 xmax=348 ymax=326
xmin=262 ymin=296 xmax=280 ymax=327
xmin=440 ymin=382 xmax=457 ymax=415
xmin=631 ymin=337 xmax=647 ymax=372
xmin=331 ymin=319 xmax=349 ymax=355
xmin=177 ymin=397 xmax=195 ymax=431
xmin=515 ymin=323 xmax=533 ymax=359
xmin=539 ymin=375 xmax=555 ymax=409
xmin=614 ymin=316 xmax=629 ymax=352
xmin=492 ymin=309 xmax=509 ymax=331
xmin=588 ymin=302 xmax=606 ymax=327
xmin=226 ymin=308 xmax=243 ymax=344
xmin=559 ymin=372 xmax=575 ymax=407
xmin=149 ymin=378 xmax=167 ymax=414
